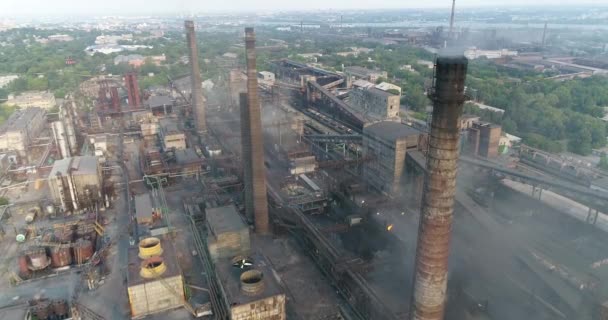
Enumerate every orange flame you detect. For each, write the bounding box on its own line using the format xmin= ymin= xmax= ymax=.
xmin=387 ymin=224 xmax=393 ymax=231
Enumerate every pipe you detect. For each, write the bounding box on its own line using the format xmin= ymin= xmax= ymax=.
xmin=242 ymin=27 xmax=270 ymax=234
xmin=185 ymin=20 xmax=207 ymax=134
xmin=410 ymin=53 xmax=468 ymax=320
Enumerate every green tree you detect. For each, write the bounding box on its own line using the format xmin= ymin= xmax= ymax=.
xmin=568 ymin=128 xmax=593 ymax=155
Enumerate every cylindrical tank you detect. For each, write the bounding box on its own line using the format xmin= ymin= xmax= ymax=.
xmin=32 ymin=301 xmax=51 ymax=320
xmin=28 ymin=249 xmax=50 ymax=270
xmin=25 ymin=211 xmax=36 ymax=224
xmin=17 ymin=255 xmax=31 ymax=278
xmin=138 ymin=237 xmax=163 ymax=259
xmin=50 ymin=246 xmax=72 ymax=268
xmin=73 ymin=240 xmax=94 ymax=265
xmin=52 ymin=300 xmax=69 ymax=317
xmin=16 ymin=228 xmax=28 ymax=242
xmin=45 ymin=204 xmax=56 ymax=215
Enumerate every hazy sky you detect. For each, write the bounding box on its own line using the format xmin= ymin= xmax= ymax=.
xmin=1 ymin=0 xmax=606 ymax=16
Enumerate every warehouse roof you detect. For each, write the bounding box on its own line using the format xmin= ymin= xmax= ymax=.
xmin=0 ymin=107 xmax=45 ymax=132
xmin=216 ymin=252 xmax=284 ymax=306
xmin=134 ymin=193 xmax=153 ymax=219
xmin=145 ymin=95 xmax=172 ymax=109
xmin=363 ymin=121 xmax=420 ymax=143
xmin=49 ymin=156 xmax=99 ymax=177
xmin=206 ymin=204 xmax=247 ymax=235
xmin=175 ymin=148 xmax=201 ymax=165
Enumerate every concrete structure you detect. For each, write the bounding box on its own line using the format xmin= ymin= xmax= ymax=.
xmin=375 ymin=81 xmax=402 ymax=95
xmin=0 ymin=107 xmax=46 ymax=154
xmin=242 ymin=27 xmax=270 ymax=234
xmin=465 ymin=122 xmax=502 ymax=158
xmin=174 ymin=148 xmax=203 ymax=175
xmin=258 ymin=71 xmax=275 ymax=83
xmin=471 ymin=101 xmax=505 ymax=114
xmin=5 ymin=91 xmax=56 ymax=110
xmin=134 ymin=193 xmax=155 ymax=225
xmin=363 ymin=121 xmax=422 ymax=195
xmin=464 ymin=48 xmax=518 ymax=60
xmin=48 ymin=156 xmax=103 ymax=212
xmin=127 ymin=239 xmax=185 ymax=319
xmin=145 ymin=95 xmax=173 ymax=115
xmin=52 ymin=120 xmax=70 ymax=159
xmin=125 ymin=72 xmax=141 ymax=108
xmin=476 ymin=122 xmax=501 ymax=158
xmin=410 ymin=53 xmax=468 ymax=320
xmin=159 ymin=118 xmax=186 ymax=150
xmin=344 ymin=66 xmax=388 ymax=83
xmin=216 ymin=252 xmax=286 ymax=320
xmin=185 ymin=20 xmax=207 ymax=134
xmin=352 ymin=79 xmax=375 ymax=89
xmin=459 ymin=114 xmax=480 ymax=130
xmin=349 ymin=86 xmax=400 ymax=121
xmin=206 ymin=205 xmax=250 ymax=261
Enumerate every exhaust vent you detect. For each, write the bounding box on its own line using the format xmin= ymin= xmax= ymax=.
xmin=139 ymin=256 xmax=167 ymax=279
xmin=138 ymin=237 xmax=163 ymax=259
xmin=240 ymin=269 xmax=265 ymax=296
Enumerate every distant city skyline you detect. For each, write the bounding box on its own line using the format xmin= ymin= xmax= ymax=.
xmin=1 ymin=0 xmax=607 ymax=17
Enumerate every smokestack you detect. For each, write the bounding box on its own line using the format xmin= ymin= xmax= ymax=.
xmin=185 ymin=20 xmax=207 ymax=134
xmin=410 ymin=52 xmax=468 ymax=320
xmin=449 ymin=0 xmax=456 ymax=39
xmin=541 ymin=22 xmax=548 ymax=49
xmin=241 ymin=27 xmax=270 ymax=234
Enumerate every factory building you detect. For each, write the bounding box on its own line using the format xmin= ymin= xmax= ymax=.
xmin=349 ymin=86 xmax=400 ymax=122
xmin=48 ymin=156 xmax=103 ymax=212
xmin=159 ymin=118 xmax=186 ymax=150
xmin=0 ymin=107 xmax=46 ymax=155
xmin=206 ymin=204 xmax=251 ymax=262
xmin=464 ymin=121 xmax=502 ymax=158
xmin=362 ymin=121 xmax=423 ymax=195
xmin=5 ymin=91 xmax=56 ymax=110
xmin=258 ymin=71 xmax=275 ymax=83
xmin=144 ymin=95 xmax=173 ymax=115
xmin=216 ymin=253 xmax=286 ymax=320
xmin=127 ymin=238 xmax=185 ymax=318
xmin=344 ymin=66 xmax=388 ymax=83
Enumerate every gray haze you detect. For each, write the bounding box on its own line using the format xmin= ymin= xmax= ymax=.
xmin=1 ymin=0 xmax=607 ymax=16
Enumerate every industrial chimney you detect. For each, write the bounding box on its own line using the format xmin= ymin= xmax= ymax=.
xmin=240 ymin=27 xmax=270 ymax=234
xmin=410 ymin=52 xmax=468 ymax=320
xmin=184 ymin=20 xmax=207 ymax=134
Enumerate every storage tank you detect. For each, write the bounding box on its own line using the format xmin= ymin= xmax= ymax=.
xmin=50 ymin=246 xmax=72 ymax=268
xmin=28 ymin=249 xmax=50 ymax=270
xmin=73 ymin=240 xmax=94 ymax=265
xmin=52 ymin=300 xmax=69 ymax=317
xmin=45 ymin=204 xmax=56 ymax=216
xmin=17 ymin=255 xmax=31 ymax=279
xmin=16 ymin=228 xmax=28 ymax=242
xmin=25 ymin=208 xmax=38 ymax=224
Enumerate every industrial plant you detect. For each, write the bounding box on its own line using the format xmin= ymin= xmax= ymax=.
xmin=0 ymin=3 xmax=608 ymax=320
